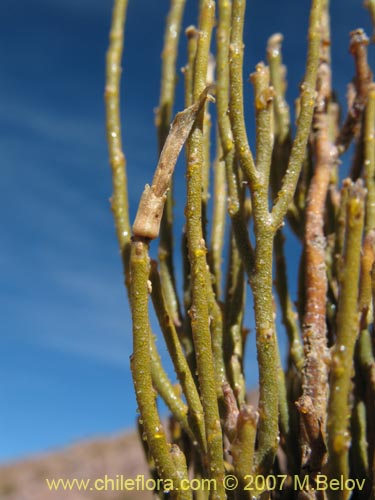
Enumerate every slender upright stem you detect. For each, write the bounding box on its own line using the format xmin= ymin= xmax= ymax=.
xmin=156 ymin=0 xmax=187 ymax=329
xmin=105 ymin=0 xmax=131 ymax=288
xmin=251 ymin=63 xmax=274 ymax=187
xmin=274 ymin=230 xmax=304 ymax=371
xmin=272 ymin=0 xmax=324 ymax=229
xmin=150 ymin=261 xmax=207 ymax=453
xmin=186 ymin=2 xmax=226 ymax=497
xmin=267 ymin=33 xmax=291 ymax=143
xmin=229 ymin=0 xmax=257 ymax=188
xmin=149 ymin=338 xmax=192 ymax=440
xmin=327 ymin=181 xmax=365 ymax=499
xmin=210 ymin=139 xmax=226 ymax=298
xmin=231 ymin=405 xmax=258 ymax=498
xmin=365 ymin=0 xmax=375 ymax=41
xmin=130 ymin=240 xmax=181 ymax=492
xmin=364 ymin=85 xmax=375 ymax=232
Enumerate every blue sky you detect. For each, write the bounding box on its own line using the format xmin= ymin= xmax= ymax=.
xmin=0 ymin=0 xmax=373 ymax=463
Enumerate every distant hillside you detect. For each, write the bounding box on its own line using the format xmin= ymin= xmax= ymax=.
xmin=0 ymin=431 xmax=151 ymax=500
xmin=0 ymin=392 xmax=259 ymax=499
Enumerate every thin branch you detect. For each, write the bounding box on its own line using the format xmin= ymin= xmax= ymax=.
xmin=149 ymin=338 xmax=192 ymax=441
xmin=209 ymin=137 xmax=227 ymax=298
xmin=327 ymin=180 xmax=366 ymax=493
xmin=156 ymin=0 xmax=187 ymax=151
xmin=267 ymin=33 xmax=291 ymax=143
xmin=271 ymin=0 xmax=325 ymax=229
xmin=336 ymin=29 xmax=373 ymax=156
xmin=365 ymin=0 xmax=375 ymax=41
xmin=105 ymin=0 xmax=131 ymax=287
xmin=250 ymin=62 xmax=275 ymax=188
xmin=364 ymin=84 xmax=375 ymax=233
xmin=150 ymin=261 xmax=207 ymax=454
xmin=130 ymin=240 xmax=181 ymax=491
xmin=274 ymin=229 xmax=304 ymax=372
xmin=217 ymin=0 xmax=255 ymax=275
xmin=186 ymin=1 xmax=226 ymax=496
xmin=156 ymin=0 xmax=187 ymax=331
xmin=229 ymin=0 xmax=258 ymax=187
xmin=183 ymin=26 xmax=199 ymax=108
xmin=225 ymin=231 xmax=247 ymax=405
xmin=231 ymin=405 xmax=259 ymax=498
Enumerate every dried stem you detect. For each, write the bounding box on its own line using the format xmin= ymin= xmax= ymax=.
xmin=336 ymin=29 xmax=372 ymax=156
xmin=299 ymin=61 xmax=334 ymax=470
xmin=133 ymin=88 xmax=212 ymax=240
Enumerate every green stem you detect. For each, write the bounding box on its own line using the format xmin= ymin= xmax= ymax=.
xmin=251 ymin=62 xmax=274 ymax=186
xmin=271 ymin=0 xmax=324 ymax=229
xmin=210 ymin=138 xmax=227 ymax=299
xmin=156 ymin=0 xmax=187 ymax=332
xmin=365 ymin=0 xmax=375 ymax=41
xmin=274 ymin=229 xmax=304 ymax=371
xmin=149 ymin=338 xmax=192 ymax=440
xmin=267 ymin=33 xmax=291 ymax=143
xmin=252 ymin=231 xmax=279 ymax=475
xmin=231 ymin=405 xmax=258 ymax=499
xmin=186 ymin=2 xmax=226 ymax=497
xmin=327 ymin=181 xmax=365 ymax=500
xmin=105 ymin=0 xmax=131 ymax=289
xmin=150 ymin=261 xmax=207 ymax=453
xmin=229 ymin=0 xmax=257 ymax=187
xmin=205 ymin=269 xmax=227 ymax=401
xmin=170 ymin=445 xmax=192 ymax=500
xmin=364 ymin=85 xmax=375 ymax=233
xmin=225 ymin=232 xmax=246 ymax=405
xmin=130 ymin=240 xmax=181 ymax=492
